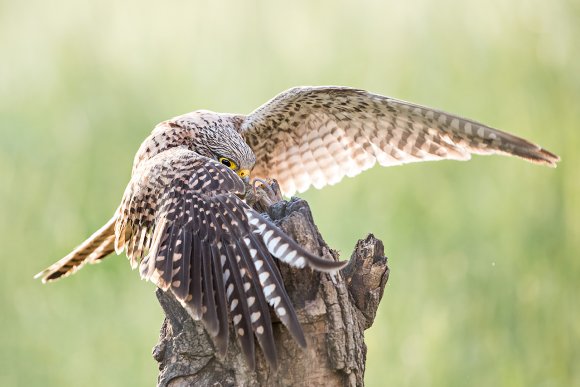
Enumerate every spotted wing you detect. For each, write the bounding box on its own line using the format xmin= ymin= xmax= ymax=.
xmin=114 ymin=147 xmax=345 ymax=368
xmin=238 ymin=86 xmax=559 ymax=196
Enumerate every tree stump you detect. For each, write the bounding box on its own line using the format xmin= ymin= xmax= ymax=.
xmin=153 ymin=197 xmax=389 ymax=386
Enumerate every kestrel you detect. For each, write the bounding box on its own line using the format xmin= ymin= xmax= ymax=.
xmin=36 ymin=86 xmax=559 ymax=368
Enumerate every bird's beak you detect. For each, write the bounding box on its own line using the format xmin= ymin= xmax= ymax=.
xmin=238 ymin=169 xmax=250 ymax=184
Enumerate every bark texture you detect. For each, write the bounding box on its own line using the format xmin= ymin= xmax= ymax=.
xmin=153 ymin=197 xmax=389 ymax=386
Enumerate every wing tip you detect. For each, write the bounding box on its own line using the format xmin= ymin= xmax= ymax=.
xmin=305 ymin=254 xmax=349 ymax=273
xmin=33 ymin=270 xmax=49 ymax=283
xmin=535 ymin=147 xmax=561 ymax=168
xmin=34 ymin=266 xmax=74 ymax=283
xmin=512 ymin=145 xmax=560 ymax=168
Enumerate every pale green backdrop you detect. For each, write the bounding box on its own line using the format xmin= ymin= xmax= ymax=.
xmin=1 ymin=1 xmax=578 ymax=386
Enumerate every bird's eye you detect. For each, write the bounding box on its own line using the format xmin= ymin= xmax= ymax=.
xmin=218 ymin=157 xmax=237 ymax=170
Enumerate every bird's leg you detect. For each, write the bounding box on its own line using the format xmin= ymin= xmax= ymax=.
xmin=244 ymin=178 xmax=283 ymax=213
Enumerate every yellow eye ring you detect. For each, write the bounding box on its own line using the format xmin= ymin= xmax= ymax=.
xmin=218 ymin=157 xmax=238 ymax=170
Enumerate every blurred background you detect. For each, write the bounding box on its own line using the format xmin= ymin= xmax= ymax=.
xmin=1 ymin=0 xmax=578 ymax=386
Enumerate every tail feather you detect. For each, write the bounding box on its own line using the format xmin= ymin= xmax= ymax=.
xmin=35 ymin=216 xmax=117 ymax=283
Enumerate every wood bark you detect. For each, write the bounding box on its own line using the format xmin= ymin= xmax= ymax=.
xmin=153 ymin=197 xmax=389 ymax=386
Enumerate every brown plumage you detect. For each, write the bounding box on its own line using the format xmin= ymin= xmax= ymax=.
xmin=35 ymin=86 xmax=560 ymax=368
xmin=241 ymin=87 xmax=559 ymax=195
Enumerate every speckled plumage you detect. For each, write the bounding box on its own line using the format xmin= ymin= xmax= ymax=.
xmin=36 ymin=86 xmax=559 ymax=368
xmin=241 ymin=87 xmax=558 ymax=195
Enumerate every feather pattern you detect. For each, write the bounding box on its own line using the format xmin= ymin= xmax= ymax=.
xmin=239 ymin=86 xmax=560 ymax=196
xmin=113 ymin=148 xmax=344 ymax=369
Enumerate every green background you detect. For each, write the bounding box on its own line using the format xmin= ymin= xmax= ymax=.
xmin=1 ymin=1 xmax=578 ymax=386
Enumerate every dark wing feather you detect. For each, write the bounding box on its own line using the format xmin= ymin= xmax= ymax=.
xmin=210 ymin=244 xmax=229 ymax=357
xmin=221 ymin=242 xmax=256 ymax=368
xmin=238 ymin=86 xmax=560 ymax=196
xmin=246 ymin=233 xmax=306 ymax=347
xmin=188 ymin=233 xmax=203 ymax=319
xmin=234 ymin=239 xmax=278 ymax=368
xmin=213 ymin=195 xmax=278 ymax=367
xmin=173 ymin=202 xmax=192 ymax=301
xmin=201 ymin=239 xmax=219 ymax=336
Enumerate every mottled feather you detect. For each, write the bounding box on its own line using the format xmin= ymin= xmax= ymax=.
xmin=114 ymin=148 xmax=343 ymax=368
xmin=239 ymin=86 xmax=559 ymax=196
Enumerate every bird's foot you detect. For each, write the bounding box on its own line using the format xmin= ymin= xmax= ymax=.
xmin=245 ymin=178 xmax=284 ymax=213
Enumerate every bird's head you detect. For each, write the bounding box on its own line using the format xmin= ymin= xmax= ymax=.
xmin=134 ymin=110 xmax=256 ymax=181
xmin=177 ymin=110 xmax=256 ymax=182
xmin=200 ymin=112 xmax=256 ymax=182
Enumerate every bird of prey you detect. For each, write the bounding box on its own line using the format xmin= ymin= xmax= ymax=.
xmin=35 ymin=86 xmax=559 ymax=368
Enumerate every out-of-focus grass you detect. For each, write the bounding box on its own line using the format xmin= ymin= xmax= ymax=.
xmin=1 ymin=1 xmax=578 ymax=386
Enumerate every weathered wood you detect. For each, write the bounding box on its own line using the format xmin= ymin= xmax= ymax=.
xmin=153 ymin=197 xmax=389 ymax=386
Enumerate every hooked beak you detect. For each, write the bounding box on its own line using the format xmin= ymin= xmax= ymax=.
xmin=238 ymin=169 xmax=250 ymax=184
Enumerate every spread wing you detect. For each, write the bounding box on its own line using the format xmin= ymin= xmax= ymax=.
xmin=114 ymin=147 xmax=345 ymax=369
xmin=238 ymin=86 xmax=559 ymax=196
